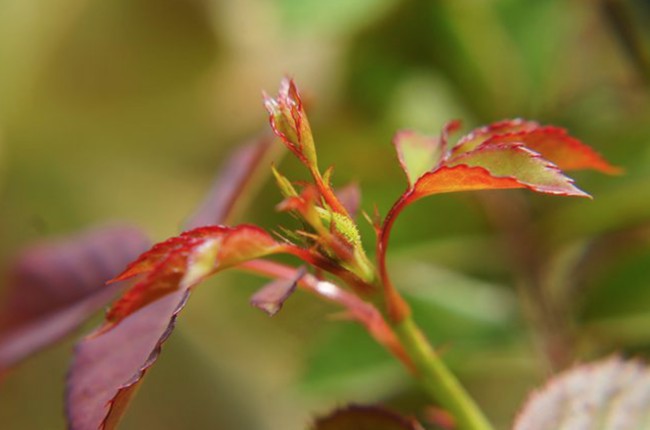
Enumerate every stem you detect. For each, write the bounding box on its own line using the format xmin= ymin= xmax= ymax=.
xmin=379 ymin=190 xmax=492 ymax=429
xmin=236 ymin=259 xmax=413 ymax=369
xmin=239 ymin=260 xmax=493 ymax=429
xmin=377 ymin=191 xmax=413 ymax=322
xmin=394 ymin=317 xmax=495 ymax=430
xmin=312 ymin=168 xmax=350 ymax=217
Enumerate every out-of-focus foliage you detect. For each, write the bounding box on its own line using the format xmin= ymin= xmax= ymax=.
xmin=1 ymin=0 xmax=649 ymax=429
xmin=514 ymin=357 xmax=650 ymax=430
xmin=0 ymin=223 xmax=149 ymax=371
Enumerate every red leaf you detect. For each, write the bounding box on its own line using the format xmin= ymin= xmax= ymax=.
xmin=412 ymin=164 xmax=526 ymax=197
xmin=312 ymin=405 xmax=425 ymax=430
xmin=0 ymin=224 xmax=150 ymax=371
xmin=452 ymin=118 xmax=540 ymax=155
xmin=184 ymin=134 xmax=277 ymax=229
xmin=250 ymin=266 xmax=305 ymax=316
xmin=68 ymin=225 xmax=294 ymax=430
xmin=105 ymin=225 xmax=282 ymax=327
xmin=67 ymin=134 xmax=284 ymax=430
xmin=481 ymin=126 xmax=621 ymax=174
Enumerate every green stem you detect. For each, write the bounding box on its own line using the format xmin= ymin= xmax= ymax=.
xmin=394 ymin=317 xmax=494 ymax=430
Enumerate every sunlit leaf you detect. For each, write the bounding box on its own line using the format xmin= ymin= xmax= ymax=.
xmin=105 ymin=225 xmax=283 ymax=328
xmin=391 ymin=119 xmax=599 ymax=202
xmin=311 ymin=405 xmax=425 ymax=430
xmin=412 ymin=164 xmax=526 ymax=196
xmin=452 ymin=119 xmax=539 ymax=155
xmin=378 ymin=119 xmax=612 ymax=321
xmin=445 ymin=144 xmax=589 ymax=197
xmin=513 ymin=357 xmax=650 ymax=430
xmin=480 ymin=126 xmax=621 ymax=174
xmin=0 ymin=224 xmax=150 ymax=371
xmin=394 ymin=130 xmax=444 ymax=187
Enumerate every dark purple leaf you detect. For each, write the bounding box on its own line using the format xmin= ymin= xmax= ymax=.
xmin=184 ymin=134 xmax=276 ymax=229
xmin=311 ymin=405 xmax=425 ymax=430
xmin=66 ymin=289 xmax=188 ymax=430
xmin=0 ymin=223 xmax=150 ymax=371
xmin=67 ymin=135 xmax=282 ymax=429
xmin=250 ymin=266 xmax=305 ymax=316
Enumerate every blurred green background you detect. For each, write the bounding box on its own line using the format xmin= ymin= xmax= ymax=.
xmin=1 ymin=0 xmax=650 ymax=428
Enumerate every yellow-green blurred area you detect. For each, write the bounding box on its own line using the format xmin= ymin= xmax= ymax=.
xmin=1 ymin=0 xmax=650 ymax=428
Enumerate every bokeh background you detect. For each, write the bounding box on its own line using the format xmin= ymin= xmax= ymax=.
xmin=1 ymin=0 xmax=650 ymax=428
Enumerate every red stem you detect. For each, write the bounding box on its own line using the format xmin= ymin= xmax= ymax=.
xmin=312 ymin=170 xmax=350 ymax=217
xmin=279 ymin=244 xmax=373 ymax=296
xmin=377 ymin=190 xmax=413 ymax=323
xmin=237 ymin=259 xmax=413 ymax=370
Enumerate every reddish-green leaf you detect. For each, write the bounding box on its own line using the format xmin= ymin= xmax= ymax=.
xmin=452 ymin=118 xmax=539 ymax=155
xmin=411 ymin=164 xmax=525 ymax=197
xmin=264 ymin=77 xmax=317 ymax=168
xmin=394 ymin=130 xmax=445 ymax=187
xmin=311 ymin=405 xmax=425 ymax=430
xmin=0 ymin=224 xmax=149 ymax=371
xmin=513 ymin=357 xmax=650 ymax=430
xmin=445 ymin=144 xmax=589 ymax=197
xmin=481 ymin=126 xmax=621 ymax=174
xmin=265 ymin=78 xmax=350 ymax=217
xmin=105 ymin=225 xmax=283 ymax=328
xmin=379 ymin=119 xmax=612 ymax=321
xmin=392 ymin=120 xmax=595 ymax=200
xmin=451 ymin=119 xmax=620 ymax=174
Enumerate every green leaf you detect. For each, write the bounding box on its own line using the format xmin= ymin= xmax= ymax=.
xmin=394 ymin=130 xmax=444 ymax=187
xmin=271 ymin=165 xmax=299 ymax=198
